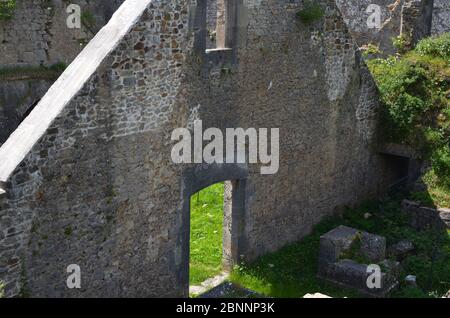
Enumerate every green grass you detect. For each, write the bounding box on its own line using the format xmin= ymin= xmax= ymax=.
xmin=412 ymin=170 xmax=450 ymax=208
xmin=230 ymin=195 xmax=450 ymax=298
xmin=189 ymin=183 xmax=224 ymax=285
xmin=0 ymin=63 xmax=66 ymax=81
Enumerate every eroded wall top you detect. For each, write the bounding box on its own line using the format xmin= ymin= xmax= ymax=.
xmin=337 ymin=0 xmax=444 ymax=55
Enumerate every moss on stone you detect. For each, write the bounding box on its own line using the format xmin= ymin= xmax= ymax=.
xmin=296 ymin=1 xmax=325 ymax=24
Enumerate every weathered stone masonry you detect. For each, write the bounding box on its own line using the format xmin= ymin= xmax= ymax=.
xmin=1 ymin=0 xmax=385 ymax=297
xmin=432 ymin=0 xmax=450 ymax=35
xmin=0 ymin=0 xmax=125 ymax=146
xmin=337 ymin=0 xmax=448 ymax=55
xmin=0 ymin=0 xmax=124 ymax=67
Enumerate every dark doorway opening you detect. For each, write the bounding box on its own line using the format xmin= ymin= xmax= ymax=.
xmin=380 ymin=153 xmax=411 ymax=190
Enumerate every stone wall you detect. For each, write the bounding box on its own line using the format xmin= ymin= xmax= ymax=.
xmin=0 ymin=0 xmax=124 ymax=67
xmin=432 ymin=0 xmax=450 ymax=35
xmin=0 ymin=79 xmax=54 ymax=145
xmin=0 ymin=0 xmax=383 ymax=298
xmin=336 ymin=0 xmax=439 ymax=55
xmin=400 ymin=0 xmax=434 ymax=50
xmin=0 ymin=0 xmax=124 ymax=146
xmin=336 ymin=0 xmax=405 ymax=55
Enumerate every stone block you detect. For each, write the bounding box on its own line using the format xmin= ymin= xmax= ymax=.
xmin=322 ymin=259 xmax=398 ymax=297
xmin=360 ymin=231 xmax=386 ymax=263
xmin=388 ymin=239 xmax=414 ymax=260
xmin=318 ymin=226 xmax=398 ymax=297
xmin=402 ymin=200 xmax=447 ymax=230
xmin=405 ymin=275 xmax=417 ymax=287
xmin=438 ymin=208 xmax=450 ymax=228
xmin=318 ymin=225 xmax=386 ymax=275
xmin=318 ymin=225 xmax=360 ymax=274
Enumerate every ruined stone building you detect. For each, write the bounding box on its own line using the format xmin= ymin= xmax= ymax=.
xmin=0 ymin=0 xmax=448 ymax=297
xmin=337 ymin=0 xmax=448 ymax=54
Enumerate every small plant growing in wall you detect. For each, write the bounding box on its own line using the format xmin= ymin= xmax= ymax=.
xmin=81 ymin=10 xmax=96 ymax=30
xmin=64 ymin=226 xmax=73 ymax=237
xmin=361 ymin=43 xmax=382 ymax=59
xmin=392 ymin=34 xmax=410 ymax=54
xmin=0 ymin=0 xmax=16 ymax=21
xmin=296 ymin=1 xmax=325 ymax=24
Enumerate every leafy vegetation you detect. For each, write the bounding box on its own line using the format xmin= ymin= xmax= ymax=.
xmin=0 ymin=0 xmax=16 ymax=21
xmin=230 ymin=194 xmax=450 ymax=298
xmin=392 ymin=34 xmax=410 ymax=54
xmin=296 ymin=1 xmax=325 ymax=24
xmin=367 ymin=33 xmax=450 ymax=189
xmin=361 ymin=43 xmax=382 ymax=59
xmin=190 ymin=183 xmax=224 ymax=285
xmin=412 ymin=169 xmax=450 ymax=208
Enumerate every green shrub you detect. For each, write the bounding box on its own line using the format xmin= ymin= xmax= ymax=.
xmin=367 ymin=33 xmax=450 ymax=187
xmin=296 ymin=1 xmax=325 ymax=24
xmin=362 ymin=43 xmax=382 ymax=59
xmin=416 ymin=33 xmax=450 ymax=59
xmin=0 ymin=0 xmax=16 ymax=21
xmin=393 ymin=34 xmax=409 ymax=54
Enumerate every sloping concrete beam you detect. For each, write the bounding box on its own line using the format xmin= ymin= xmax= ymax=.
xmin=0 ymin=0 xmax=152 ymax=186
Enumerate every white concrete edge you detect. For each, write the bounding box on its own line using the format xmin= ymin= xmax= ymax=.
xmin=0 ymin=181 xmax=5 ymax=197
xmin=0 ymin=0 xmax=153 ymax=185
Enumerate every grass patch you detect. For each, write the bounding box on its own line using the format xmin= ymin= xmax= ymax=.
xmin=230 ymin=194 xmax=450 ymax=298
xmin=189 ymin=183 xmax=224 ymax=285
xmin=0 ymin=63 xmax=67 ymax=81
xmin=412 ymin=170 xmax=450 ymax=208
